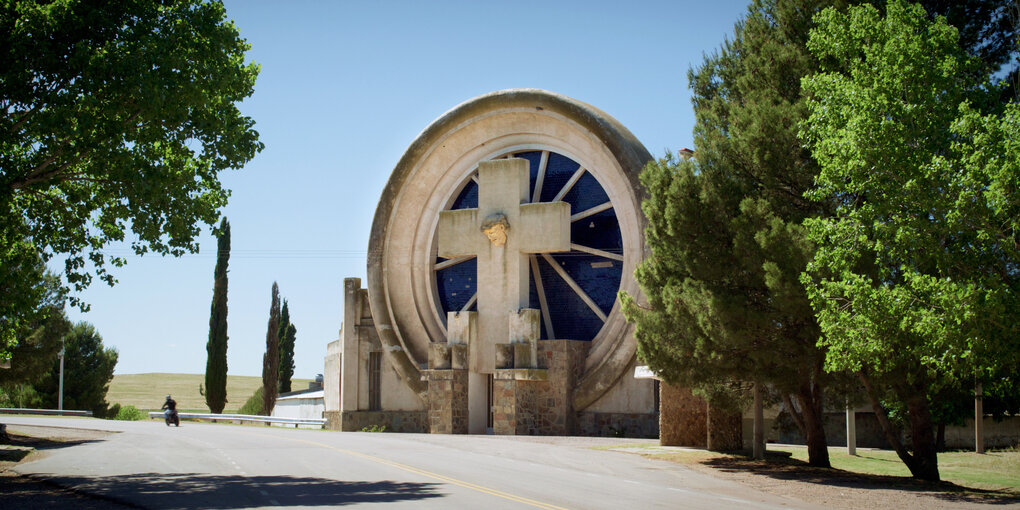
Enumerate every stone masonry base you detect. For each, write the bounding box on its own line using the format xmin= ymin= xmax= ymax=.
xmin=325 ymin=410 xmax=427 ymax=433
xmin=659 ymin=383 xmax=742 ymax=450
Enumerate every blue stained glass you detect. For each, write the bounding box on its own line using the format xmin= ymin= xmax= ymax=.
xmin=551 ymin=253 xmax=620 ymax=317
xmin=571 ymin=209 xmax=622 ymax=253
xmin=435 ymin=257 xmax=477 ymax=327
xmin=560 ymin=172 xmax=610 ymax=214
xmin=451 ymin=180 xmax=478 ymax=210
xmin=537 ymin=152 xmax=583 ymax=203
xmin=534 ymin=255 xmax=604 ymax=341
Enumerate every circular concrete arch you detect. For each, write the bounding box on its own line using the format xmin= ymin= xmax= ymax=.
xmin=367 ymin=89 xmax=652 ymax=409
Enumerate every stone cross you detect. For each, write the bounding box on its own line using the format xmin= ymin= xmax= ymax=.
xmin=437 ymin=158 xmax=570 ymax=373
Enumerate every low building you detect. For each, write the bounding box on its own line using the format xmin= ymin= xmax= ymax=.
xmin=272 ymin=389 xmax=324 ymax=428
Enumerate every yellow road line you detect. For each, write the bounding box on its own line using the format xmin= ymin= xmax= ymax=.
xmin=249 ymin=431 xmax=569 ymax=510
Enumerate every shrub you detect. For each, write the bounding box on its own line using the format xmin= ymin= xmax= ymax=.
xmin=239 ymin=387 xmax=264 ymax=415
xmin=113 ymin=404 xmax=145 ymax=421
xmin=360 ymin=424 xmax=386 ymax=432
xmin=0 ymin=384 xmax=41 ymax=408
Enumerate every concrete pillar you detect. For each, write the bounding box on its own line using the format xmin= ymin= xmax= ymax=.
xmin=846 ymin=404 xmax=856 ymax=455
xmin=339 ymin=278 xmax=362 ymax=413
xmin=468 ymin=371 xmax=487 ymax=434
xmin=752 ymin=382 xmax=764 ymax=460
xmin=975 ymin=382 xmax=985 ymax=454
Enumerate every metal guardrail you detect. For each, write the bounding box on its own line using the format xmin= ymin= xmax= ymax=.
xmin=0 ymin=408 xmax=93 ymax=417
xmin=147 ymin=412 xmax=325 ymax=428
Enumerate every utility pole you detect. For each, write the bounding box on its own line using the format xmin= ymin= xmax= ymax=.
xmin=58 ymin=342 xmax=65 ymax=411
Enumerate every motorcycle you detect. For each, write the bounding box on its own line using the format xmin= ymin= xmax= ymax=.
xmin=164 ymin=408 xmax=180 ymax=427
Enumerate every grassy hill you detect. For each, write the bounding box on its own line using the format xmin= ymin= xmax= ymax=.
xmin=108 ymin=373 xmax=314 ymax=412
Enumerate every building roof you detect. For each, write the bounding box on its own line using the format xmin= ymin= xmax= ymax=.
xmin=276 ymin=390 xmax=324 ymax=401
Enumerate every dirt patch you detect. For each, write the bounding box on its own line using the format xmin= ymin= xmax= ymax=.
xmin=657 ymin=450 xmax=1020 ymax=510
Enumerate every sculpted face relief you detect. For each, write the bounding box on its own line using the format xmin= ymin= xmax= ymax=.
xmin=480 ymin=214 xmax=509 ymax=247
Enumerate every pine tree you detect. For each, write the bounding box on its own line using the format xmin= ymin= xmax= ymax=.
xmin=262 ymin=282 xmax=280 ymax=415
xmin=204 ymin=218 xmax=230 ymax=413
xmin=34 ymin=322 xmax=118 ymax=417
xmin=277 ymin=299 xmax=296 ymax=394
xmin=622 ymin=0 xmax=843 ymax=467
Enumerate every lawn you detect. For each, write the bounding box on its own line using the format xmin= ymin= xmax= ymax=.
xmin=643 ymin=444 xmax=1020 ymax=493
xmin=768 ymin=446 xmax=1020 ymax=492
xmin=107 ymin=373 xmax=314 ymax=413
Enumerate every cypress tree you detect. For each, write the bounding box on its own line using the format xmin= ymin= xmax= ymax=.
xmin=262 ymin=282 xmax=280 ymax=415
xmin=204 ymin=218 xmax=230 ymax=413
xmin=277 ymin=300 xmax=296 ymax=393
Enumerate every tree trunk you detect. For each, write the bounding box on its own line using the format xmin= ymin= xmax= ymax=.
xmin=858 ymin=372 xmax=941 ymax=481
xmin=905 ymin=396 xmax=940 ymax=481
xmin=858 ymin=372 xmax=914 ymax=467
xmin=795 ymin=384 xmax=831 ymax=468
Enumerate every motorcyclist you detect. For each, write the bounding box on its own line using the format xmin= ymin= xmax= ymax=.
xmin=162 ymin=395 xmax=178 ymax=424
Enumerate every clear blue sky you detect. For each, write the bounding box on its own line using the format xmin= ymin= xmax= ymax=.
xmin=66 ymin=0 xmax=751 ymax=379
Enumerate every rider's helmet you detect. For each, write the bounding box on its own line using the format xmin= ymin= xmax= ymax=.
xmin=166 ymin=394 xmax=172 ymax=400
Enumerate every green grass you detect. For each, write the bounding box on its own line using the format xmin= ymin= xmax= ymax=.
xmin=644 ymin=445 xmax=1020 ymax=493
xmin=107 ymin=373 xmax=313 ymax=413
xmin=758 ymin=445 xmax=1020 ymax=490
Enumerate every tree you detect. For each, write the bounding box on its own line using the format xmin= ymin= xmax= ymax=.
xmin=0 ymin=262 xmax=69 ymax=384
xmin=622 ymin=0 xmax=847 ymax=467
xmin=277 ymin=299 xmax=296 ymax=394
xmin=262 ymin=282 xmax=280 ymax=415
xmin=0 ymin=0 xmax=263 ymax=355
xmin=0 ymin=264 xmax=70 ymax=407
xmin=915 ymin=0 xmax=1019 ymax=101
xmin=1 ymin=226 xmax=62 ymax=359
xmin=204 ymin=217 xmax=230 ymax=413
xmin=34 ymin=321 xmax=118 ymax=417
xmin=800 ymin=0 xmax=1019 ymax=481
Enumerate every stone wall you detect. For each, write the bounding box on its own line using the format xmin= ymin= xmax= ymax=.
xmin=945 ymin=417 xmax=1020 ymax=449
xmin=707 ymin=406 xmax=742 ymax=451
xmin=531 ymin=340 xmax=587 ymax=434
xmin=328 ymin=410 xmax=427 ymax=432
xmin=780 ymin=412 xmax=1020 ymax=450
xmin=492 ymin=340 xmax=589 ymax=436
xmin=493 ymin=378 xmax=541 ymax=435
xmin=576 ymin=412 xmax=659 ymax=438
xmin=427 ymin=369 xmax=469 ymax=434
xmin=659 ymin=384 xmax=707 ymax=446
xmin=779 ymin=411 xmax=891 ymax=449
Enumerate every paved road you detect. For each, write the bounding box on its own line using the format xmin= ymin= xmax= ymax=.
xmin=4 ymin=416 xmax=817 ymax=509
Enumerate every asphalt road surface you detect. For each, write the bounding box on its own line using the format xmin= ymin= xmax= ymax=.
xmin=3 ymin=416 xmax=818 ymax=509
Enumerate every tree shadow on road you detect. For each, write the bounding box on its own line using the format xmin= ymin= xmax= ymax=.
xmin=7 ymin=434 xmax=107 ymax=451
xmin=2 ymin=432 xmax=108 ymax=467
xmin=32 ymin=472 xmax=444 ymax=508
